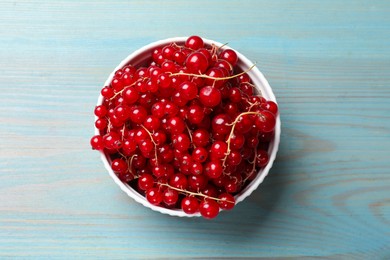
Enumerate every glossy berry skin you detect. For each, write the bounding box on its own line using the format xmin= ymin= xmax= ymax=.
xmin=219 ymin=49 xmax=238 ymax=66
xmin=163 ymin=188 xmax=179 ymax=206
xmin=146 ymin=188 xmax=163 ymax=205
xmin=204 ymin=161 xmax=223 ymax=179
xmin=262 ymin=100 xmax=279 ymax=115
xmin=185 ymin=35 xmax=204 ymax=50
xmin=211 ymin=114 xmax=231 ymax=135
xmin=138 ymin=173 xmax=155 ymax=191
xmin=94 ymin=105 xmax=108 ymax=117
xmin=209 ymin=141 xmax=228 ymax=160
xmin=181 ymin=196 xmax=199 ymax=214
xmin=172 ymin=133 xmax=191 ymax=152
xmin=169 ymin=173 xmax=188 ymax=189
xmin=111 ymin=158 xmax=128 ymax=174
xmin=199 ymin=200 xmax=220 ymax=219
xmin=255 ymin=110 xmax=276 ymax=133
xmin=129 ymin=105 xmax=147 ymax=124
xmin=187 ymin=104 xmax=204 ymax=124
xmin=199 ymin=86 xmax=221 ymax=107
xmin=90 ymin=135 xmax=104 ymax=150
xmin=166 ymin=116 xmax=186 ymax=135
xmin=192 ymin=129 xmax=210 ymax=147
xmin=179 ymin=81 xmax=198 ymax=100
xmin=192 ymin=147 xmax=208 ymax=163
xmin=218 ymin=193 xmax=235 ymax=210
xmin=186 ymin=52 xmax=209 ymax=74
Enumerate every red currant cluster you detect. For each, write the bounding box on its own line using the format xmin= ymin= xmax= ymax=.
xmin=90 ymin=36 xmax=278 ymax=219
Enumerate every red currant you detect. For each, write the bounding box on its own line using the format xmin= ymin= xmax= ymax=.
xmin=199 ymin=200 xmax=219 ymax=219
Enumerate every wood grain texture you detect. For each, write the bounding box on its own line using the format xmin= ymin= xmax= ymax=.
xmin=1 ymin=0 xmax=390 ymax=258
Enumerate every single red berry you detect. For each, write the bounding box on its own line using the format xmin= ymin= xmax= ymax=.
xmin=187 ymin=104 xmax=204 ymax=124
xmin=161 ymin=60 xmax=177 ymax=73
xmin=234 ymin=114 xmax=253 ymax=134
xmin=192 ymin=128 xmax=210 ymax=147
xmin=157 ymin=72 xmax=172 ymax=89
xmin=199 ymin=86 xmax=221 ymax=107
xmin=143 ymin=115 xmax=161 ymax=132
xmin=121 ymin=72 xmax=135 ymax=86
xmin=162 ymin=45 xmax=176 ymax=60
xmin=123 ymin=87 xmax=139 ymax=104
xmin=209 ymin=141 xmax=228 ymax=160
xmin=90 ymin=135 xmax=104 ymax=150
xmin=173 ymin=50 xmax=186 ymax=65
xmin=164 ymin=101 xmax=179 ymax=117
xmin=261 ymin=100 xmax=279 ymax=115
xmin=199 ymin=200 xmax=220 ymax=219
xmin=211 ymin=114 xmax=231 ymax=135
xmin=256 ymin=149 xmax=269 ymax=167
xmin=179 ymin=81 xmax=198 ymax=100
xmin=103 ymin=132 xmax=122 ymax=150
xmin=111 ymin=78 xmax=124 ymax=92
xmin=214 ymin=60 xmax=233 ymax=75
xmin=240 ymin=82 xmax=254 ymax=96
xmin=255 ymin=110 xmax=276 ymax=133
xmin=219 ymin=49 xmax=238 ymax=66
xmin=129 ymin=105 xmax=148 ymax=124
xmin=188 ymin=174 xmax=208 ymax=191
xmin=152 ymin=164 xmax=167 ymax=178
xmin=152 ymin=130 xmax=167 ymax=146
xmin=139 ymin=140 xmax=154 ymax=156
xmin=169 ymin=173 xmax=188 ymax=189
xmin=192 ymin=147 xmax=208 ymax=163
xmin=166 ymin=116 xmax=186 ymax=135
xmin=218 ymin=193 xmax=235 ymax=210
xmin=94 ymin=105 xmax=108 ymax=118
xmin=114 ymin=105 xmax=130 ymax=121
xmin=146 ymin=188 xmax=163 ymax=205
xmin=204 ymin=161 xmax=223 ymax=179
xmin=229 ymin=133 xmax=245 ymax=150
xmin=95 ymin=118 xmax=107 ymax=130
xmin=138 ymin=173 xmax=155 ymax=191
xmin=101 ymin=86 xmax=114 ymax=99
xmin=181 ymin=196 xmax=199 ymax=214
xmin=185 ymin=52 xmax=209 ymax=74
xmin=158 ymin=144 xmax=174 ymax=163
xmin=172 ymin=133 xmax=191 ymax=152
xmin=204 ymin=67 xmax=226 ymax=88
xmin=185 ymin=35 xmax=204 ymax=50
xmin=228 ymin=87 xmax=242 ymax=103
xmin=189 ymin=161 xmax=203 ymax=176
xmin=163 ymin=188 xmax=179 ymax=206
xmin=224 ymin=178 xmax=239 ymax=193
xmin=226 ymin=150 xmax=242 ymax=166
xmin=111 ymin=158 xmax=128 ymax=174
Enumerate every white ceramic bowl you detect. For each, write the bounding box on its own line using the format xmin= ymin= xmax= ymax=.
xmin=95 ymin=37 xmax=281 ymax=217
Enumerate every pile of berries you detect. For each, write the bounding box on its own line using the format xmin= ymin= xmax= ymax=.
xmin=90 ymin=36 xmax=278 ymax=219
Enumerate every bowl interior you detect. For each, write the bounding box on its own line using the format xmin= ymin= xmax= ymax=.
xmin=96 ymin=37 xmax=281 ymax=217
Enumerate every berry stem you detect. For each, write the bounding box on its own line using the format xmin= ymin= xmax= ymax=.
xmin=157 ymin=182 xmax=234 ymax=203
xmin=223 ymin=111 xmax=262 ymax=167
xmin=109 ymin=77 xmax=147 ymax=101
xmin=169 ymin=63 xmax=256 ymax=81
xmin=140 ymin=125 xmax=159 ymax=166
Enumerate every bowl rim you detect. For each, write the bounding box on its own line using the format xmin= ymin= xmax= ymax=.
xmin=95 ymin=37 xmax=281 ymax=217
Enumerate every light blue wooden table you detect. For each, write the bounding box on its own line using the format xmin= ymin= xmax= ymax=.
xmin=1 ymin=1 xmax=390 ymax=259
